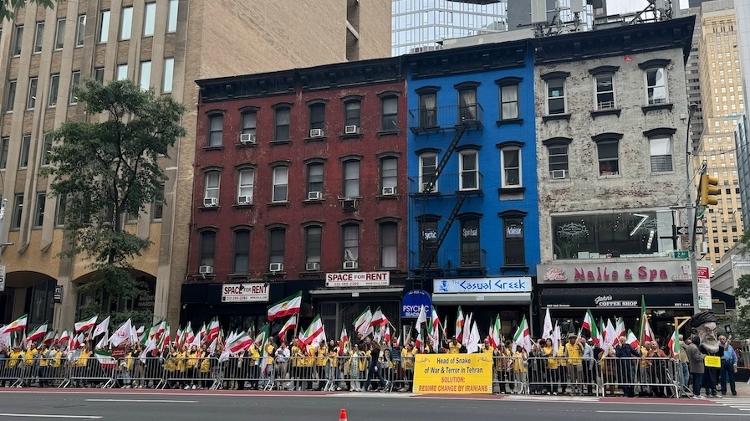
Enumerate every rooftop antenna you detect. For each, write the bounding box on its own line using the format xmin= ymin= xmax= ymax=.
xmin=630 ymin=0 xmax=673 ymax=24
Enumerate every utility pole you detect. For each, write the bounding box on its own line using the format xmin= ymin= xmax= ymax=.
xmin=685 ymin=105 xmax=701 ymax=315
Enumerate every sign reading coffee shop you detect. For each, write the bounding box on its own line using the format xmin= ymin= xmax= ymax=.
xmin=537 ymin=260 xmax=692 ymax=284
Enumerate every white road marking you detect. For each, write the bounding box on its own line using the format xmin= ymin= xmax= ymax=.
xmin=597 ymin=410 xmax=750 ymax=417
xmin=85 ymin=398 xmax=197 ymax=403
xmin=0 ymin=414 xmax=102 ymax=419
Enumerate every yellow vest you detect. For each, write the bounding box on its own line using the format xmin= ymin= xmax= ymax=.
xmin=449 ymin=343 xmax=461 ymax=354
xmin=24 ymin=349 xmax=38 ymax=366
xmin=9 ymin=351 xmax=22 ymax=368
xmin=543 ymin=346 xmax=558 ymax=369
xmin=565 ymin=343 xmax=582 ymax=365
xmin=75 ymin=350 xmax=91 ymax=367
xmin=317 ymin=346 xmax=328 ymax=367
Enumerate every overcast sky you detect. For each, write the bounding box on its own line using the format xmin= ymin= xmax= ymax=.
xmin=606 ymin=0 xmax=690 ymax=14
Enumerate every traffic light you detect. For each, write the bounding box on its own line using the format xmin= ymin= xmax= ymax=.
xmin=700 ymin=174 xmax=720 ymax=206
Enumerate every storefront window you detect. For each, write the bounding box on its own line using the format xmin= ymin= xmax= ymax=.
xmin=552 ymin=211 xmax=660 ymax=259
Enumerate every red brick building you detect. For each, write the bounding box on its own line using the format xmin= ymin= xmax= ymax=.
xmin=186 ymin=58 xmax=407 ymax=334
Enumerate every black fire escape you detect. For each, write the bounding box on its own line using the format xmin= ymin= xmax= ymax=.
xmin=409 ymin=103 xmax=483 ymax=289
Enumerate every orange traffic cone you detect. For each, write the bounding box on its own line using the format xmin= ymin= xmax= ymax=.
xmin=338 ymin=408 xmax=348 ymax=421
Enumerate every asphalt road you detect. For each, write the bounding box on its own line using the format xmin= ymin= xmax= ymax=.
xmin=0 ymin=390 xmax=745 ymax=420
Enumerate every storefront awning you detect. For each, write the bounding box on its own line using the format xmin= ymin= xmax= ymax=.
xmin=540 ymin=285 xmax=693 ymax=310
xmin=309 ymin=287 xmax=404 ymax=296
xmin=432 ymin=293 xmax=531 ymax=305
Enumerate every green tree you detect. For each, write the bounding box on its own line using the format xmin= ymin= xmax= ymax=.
xmin=1 ymin=0 xmax=54 ymax=20
xmin=42 ymin=80 xmax=185 ymax=325
xmin=733 ymin=232 xmax=750 ymax=338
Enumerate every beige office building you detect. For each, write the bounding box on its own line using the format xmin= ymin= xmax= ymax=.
xmin=0 ymin=0 xmax=390 ymax=330
xmin=696 ymin=0 xmax=744 ymax=267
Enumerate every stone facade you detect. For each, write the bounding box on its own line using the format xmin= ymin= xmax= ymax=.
xmin=535 ymin=47 xmax=691 ymax=263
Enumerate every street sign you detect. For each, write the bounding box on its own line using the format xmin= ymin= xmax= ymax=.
xmin=672 ymin=250 xmax=689 ymax=259
xmin=695 ymin=226 xmax=705 ymax=235
xmin=53 ymin=285 xmax=63 ymax=303
xmin=676 ymin=226 xmax=689 ymax=235
xmin=0 ymin=264 xmax=5 ymax=292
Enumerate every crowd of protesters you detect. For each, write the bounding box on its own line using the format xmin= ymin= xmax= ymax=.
xmin=0 ymin=333 xmax=740 ymax=398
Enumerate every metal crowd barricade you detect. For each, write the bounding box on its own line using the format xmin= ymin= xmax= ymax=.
xmin=601 ymin=357 xmax=680 ymax=398
xmin=526 ymin=356 xmax=600 ymax=396
xmin=112 ymin=357 xmax=166 ymax=389
xmin=492 ymin=356 xmax=519 ymax=394
xmin=160 ymin=355 xmax=215 ymax=390
xmin=212 ymin=355 xmax=266 ymax=391
xmin=0 ymin=357 xmax=24 ymax=387
xmin=65 ymin=357 xmax=115 ymax=388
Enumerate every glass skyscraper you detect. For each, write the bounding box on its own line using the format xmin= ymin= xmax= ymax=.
xmin=392 ymin=0 xmax=508 ymax=56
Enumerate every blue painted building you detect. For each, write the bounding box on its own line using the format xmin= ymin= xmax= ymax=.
xmin=405 ymin=41 xmax=539 ymax=336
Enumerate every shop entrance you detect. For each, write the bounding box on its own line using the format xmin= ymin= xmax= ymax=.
xmin=317 ymin=299 xmax=400 ymax=343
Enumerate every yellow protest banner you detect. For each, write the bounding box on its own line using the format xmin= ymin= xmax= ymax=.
xmin=705 ymin=355 xmax=721 ymax=368
xmin=413 ymin=353 xmax=493 ymax=394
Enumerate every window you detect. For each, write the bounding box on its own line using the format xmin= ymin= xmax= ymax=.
xmin=33 ymin=22 xmax=44 ymax=53
xmin=203 ymin=171 xmax=220 ymax=202
xmin=342 ymin=224 xmax=359 ymax=263
xmin=237 ymin=168 xmax=254 ymax=203
xmin=458 ymin=86 xmax=477 ymax=121
xmin=344 ymin=100 xmax=361 ymax=128
xmin=143 ymin=3 xmax=156 ymax=37
xmin=546 ymin=78 xmax=566 ymax=114
xmin=99 ymin=10 xmax=110 ymax=43
xmin=305 ymin=226 xmax=322 ymax=267
xmin=650 ymin=137 xmax=673 ymax=172
xmin=120 ymin=6 xmax=133 ymax=40
xmin=0 ymin=137 xmax=8 ymax=169
xmin=646 ymin=67 xmax=668 ymax=105
xmin=75 ymin=15 xmax=86 ymax=47
xmin=4 ymin=80 xmax=16 ymax=111
xmin=241 ymin=110 xmax=256 ymax=136
xmin=12 ymin=194 xmax=23 ymax=229
xmin=460 ymin=218 xmax=480 ymax=267
xmin=116 ymin=64 xmax=128 ymax=81
xmin=500 ymin=84 xmax=519 ymax=120
xmin=459 ymin=150 xmax=479 ymax=190
xmin=419 ymin=218 xmax=438 ymax=267
xmin=12 ymin=25 xmax=23 ymax=56
xmin=307 ymin=163 xmax=324 ymax=197
xmin=163 ymin=58 xmax=174 ymax=93
xmin=69 ymin=71 xmax=81 ymax=104
xmin=272 ymin=166 xmax=288 ymax=202
xmin=500 ymin=147 xmax=521 ymax=188
xmin=343 ymin=160 xmax=360 ymax=198
xmin=139 ymin=61 xmax=151 ymax=91
xmin=199 ymin=231 xmax=216 ymax=267
xmin=381 ymin=96 xmax=398 ymax=131
xmin=27 ymin=77 xmax=38 ymax=110
xmin=380 ymin=222 xmax=397 ymax=268
xmin=274 ymin=106 xmax=290 ymax=141
xmin=19 ymin=134 xmax=30 ymax=168
xmin=547 ymin=144 xmax=569 ymax=178
xmin=233 ymin=229 xmax=250 ymax=273
xmin=207 ymin=114 xmax=223 ymax=147
xmin=34 ymin=192 xmax=46 ymax=227
xmin=269 ymin=228 xmax=285 ymax=266
xmin=595 ymin=73 xmax=615 ymax=110
xmin=41 ymin=133 xmax=53 ymax=166
xmin=597 ymin=140 xmax=619 ymax=176
xmin=167 ymin=0 xmax=179 ymax=33
xmin=309 ymin=103 xmax=325 ymax=132
xmin=54 ymin=18 xmax=66 ymax=50
xmin=56 ymin=194 xmax=67 ymax=226
xmin=48 ymin=74 xmax=60 ymax=107
xmin=419 ymin=152 xmax=438 ymax=192
xmin=419 ymin=92 xmax=437 ymax=128
xmin=502 ymin=214 xmax=525 ymax=266
xmin=552 ymin=211 xmax=662 ymax=259
xmin=94 ymin=67 xmax=105 ymax=84
xmin=151 ymin=183 xmax=164 ymax=220
xmin=380 ymin=157 xmax=397 ymax=192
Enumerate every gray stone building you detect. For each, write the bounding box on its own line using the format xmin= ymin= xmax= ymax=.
xmin=533 ymin=17 xmax=698 ymax=336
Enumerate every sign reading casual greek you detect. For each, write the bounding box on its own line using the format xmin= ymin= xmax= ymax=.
xmin=413 ymin=354 xmax=493 ymax=394
xmin=433 ymin=277 xmax=531 ymax=294
xmin=221 ymin=283 xmax=269 ymax=303
xmin=325 ymin=272 xmax=389 ymax=287
xmin=537 ymin=260 xmax=692 ymax=284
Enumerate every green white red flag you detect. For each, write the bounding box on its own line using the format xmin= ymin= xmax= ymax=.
xmin=227 ymin=332 xmax=253 ymax=353
xmin=338 ymin=328 xmax=349 ymax=356
xmin=353 ymin=307 xmax=373 ymax=338
xmin=206 ymin=319 xmax=221 ymax=344
xmin=627 ymin=329 xmax=640 ymax=349
xmin=0 ymin=314 xmax=28 ymax=334
xmin=26 ymin=323 xmax=48 ymax=343
xmin=668 ymin=330 xmax=681 ymax=357
xmin=513 ymin=316 xmax=531 ymax=352
xmin=94 ymin=349 xmax=117 ymax=369
xmin=267 ymin=292 xmax=302 ymax=321
xmin=74 ymin=315 xmax=97 ymax=333
xmin=301 ymin=315 xmax=325 ymax=346
xmin=455 ymin=306 xmax=464 ymax=342
xmin=489 ymin=315 xmax=502 ymax=349
xmin=278 ymin=315 xmax=297 ymax=339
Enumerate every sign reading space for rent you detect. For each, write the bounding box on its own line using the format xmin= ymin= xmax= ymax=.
xmin=221 ymin=283 xmax=269 ymax=303
xmin=413 ymin=354 xmax=492 ymax=394
xmin=325 ymin=271 xmax=389 ymax=287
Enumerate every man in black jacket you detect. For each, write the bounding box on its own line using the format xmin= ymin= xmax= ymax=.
xmin=363 ymin=341 xmax=385 ymax=392
xmin=614 ymin=336 xmax=638 ymax=397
